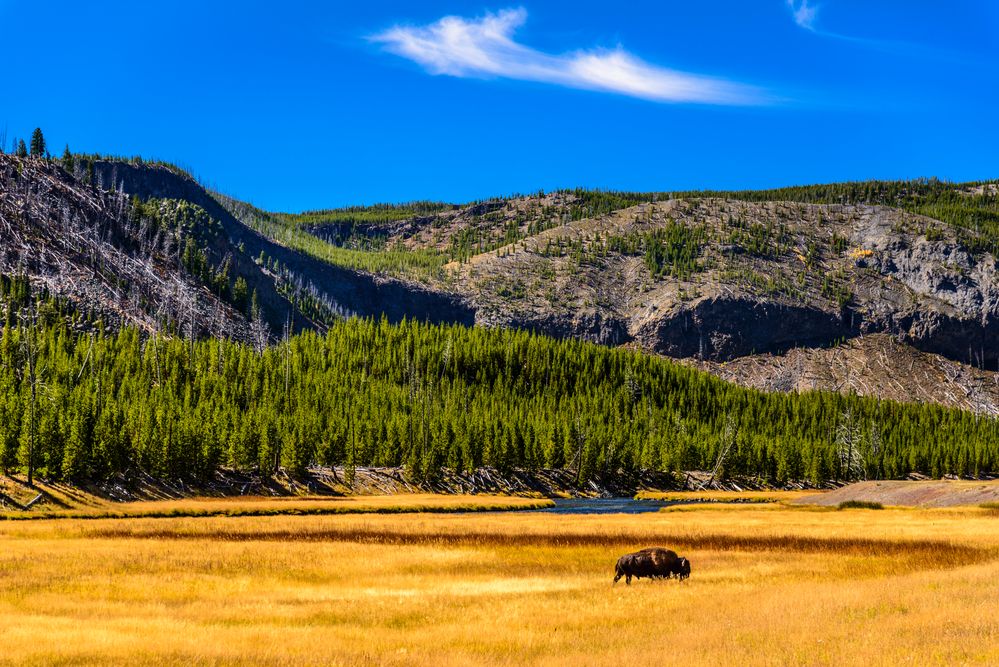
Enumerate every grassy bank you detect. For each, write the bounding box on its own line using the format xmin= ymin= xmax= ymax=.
xmin=0 ymin=493 xmax=552 ymax=521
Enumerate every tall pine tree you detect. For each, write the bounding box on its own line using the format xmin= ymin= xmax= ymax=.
xmin=61 ymin=145 xmax=74 ymax=173
xmin=29 ymin=128 xmax=46 ymax=158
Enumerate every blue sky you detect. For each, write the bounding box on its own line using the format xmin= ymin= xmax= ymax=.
xmin=1 ymin=1 xmax=996 ymax=211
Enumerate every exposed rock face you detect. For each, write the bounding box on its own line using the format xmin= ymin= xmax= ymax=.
xmin=636 ymin=297 xmax=852 ymax=360
xmin=691 ymin=334 xmax=999 ymax=415
xmin=850 ymin=208 xmax=999 ymax=366
xmin=451 ymin=199 xmax=999 ymax=372
xmin=479 ymin=311 xmax=631 ymax=347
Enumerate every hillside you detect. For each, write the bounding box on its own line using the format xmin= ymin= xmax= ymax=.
xmin=0 ymin=154 xmax=257 ymax=340
xmin=88 ymin=159 xmax=472 ymax=328
xmin=0 ymin=154 xmax=471 ymax=346
xmin=2 ymin=314 xmax=997 ymax=486
xmin=454 ymin=197 xmax=999 ymax=361
xmin=273 ymin=182 xmax=999 ymax=412
xmin=690 ymin=334 xmax=999 ymax=415
xmin=3 ymin=151 xmax=998 ymax=416
xmin=3 ymin=152 xmax=999 ymax=488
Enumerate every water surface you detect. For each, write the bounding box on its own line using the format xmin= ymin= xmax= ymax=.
xmin=534 ymin=498 xmax=670 ymax=514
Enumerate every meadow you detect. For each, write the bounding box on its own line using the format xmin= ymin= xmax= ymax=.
xmin=0 ymin=490 xmax=551 ymax=521
xmin=0 ymin=498 xmax=997 ymax=666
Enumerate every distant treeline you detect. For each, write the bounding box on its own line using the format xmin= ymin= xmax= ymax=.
xmin=277 ymin=189 xmax=650 ymax=228
xmin=673 ymin=178 xmax=999 ymax=255
xmin=278 ymin=201 xmax=454 ymax=228
xmin=1 ymin=292 xmax=996 ymax=485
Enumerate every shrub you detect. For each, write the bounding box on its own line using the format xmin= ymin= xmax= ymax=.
xmin=837 ymin=500 xmax=884 ymax=510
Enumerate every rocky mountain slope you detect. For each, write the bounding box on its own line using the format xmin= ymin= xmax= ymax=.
xmin=689 ymin=334 xmax=999 ymax=415
xmin=0 ymin=155 xmax=471 ymax=343
xmin=294 ymin=184 xmax=999 ymax=412
xmin=90 ymin=160 xmax=472 ymax=328
xmin=3 ymin=151 xmax=997 ymax=413
xmin=451 ymin=197 xmax=999 ymax=365
xmin=0 ymin=154 xmax=257 ymax=340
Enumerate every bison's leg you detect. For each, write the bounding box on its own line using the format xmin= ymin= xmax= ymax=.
xmin=626 ymin=574 xmax=632 ymax=585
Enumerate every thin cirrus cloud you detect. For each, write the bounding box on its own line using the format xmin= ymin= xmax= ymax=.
xmin=371 ymin=7 xmax=768 ymax=106
xmin=786 ymin=0 xmax=819 ymax=31
xmin=786 ymin=1 xmax=888 ymax=48
xmin=785 ymin=0 xmax=933 ymax=58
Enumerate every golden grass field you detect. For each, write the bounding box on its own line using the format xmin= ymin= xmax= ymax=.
xmin=1 ymin=496 xmax=998 ymax=666
xmin=0 ymin=490 xmax=552 ymax=520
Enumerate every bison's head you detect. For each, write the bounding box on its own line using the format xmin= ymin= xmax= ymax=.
xmin=677 ymin=557 xmax=691 ymax=580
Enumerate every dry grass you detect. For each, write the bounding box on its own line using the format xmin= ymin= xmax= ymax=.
xmin=636 ymin=489 xmax=813 ymax=503
xmin=1 ymin=504 xmax=997 ymax=665
xmin=0 ymin=493 xmax=552 ymax=521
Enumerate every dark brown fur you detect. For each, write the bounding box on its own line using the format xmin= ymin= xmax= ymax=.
xmin=614 ymin=547 xmax=691 ymax=584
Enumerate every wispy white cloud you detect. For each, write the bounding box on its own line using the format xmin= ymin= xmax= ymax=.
xmin=785 ymin=1 xmax=898 ymax=49
xmin=787 ymin=0 xmax=819 ymax=31
xmin=371 ymin=8 xmax=766 ymax=105
xmin=783 ymin=0 xmax=951 ymax=61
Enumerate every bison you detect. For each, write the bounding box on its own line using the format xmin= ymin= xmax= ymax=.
xmin=675 ymin=556 xmax=691 ymax=580
xmin=613 ymin=547 xmax=691 ymax=585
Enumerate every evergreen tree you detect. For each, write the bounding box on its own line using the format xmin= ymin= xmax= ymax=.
xmin=61 ymin=145 xmax=74 ymax=173
xmin=29 ymin=128 xmax=45 ymax=157
xmin=15 ymin=139 xmax=27 ymax=158
xmin=232 ymin=277 xmax=249 ymax=312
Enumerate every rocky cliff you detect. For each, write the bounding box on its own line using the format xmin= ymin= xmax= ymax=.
xmin=450 ymin=198 xmax=999 ymax=373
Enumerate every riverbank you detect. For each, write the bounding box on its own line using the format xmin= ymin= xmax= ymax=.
xmin=0 ymin=493 xmax=553 ymax=521
xmin=794 ymin=479 xmax=999 ymax=508
xmin=2 ymin=466 xmax=836 ymax=516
